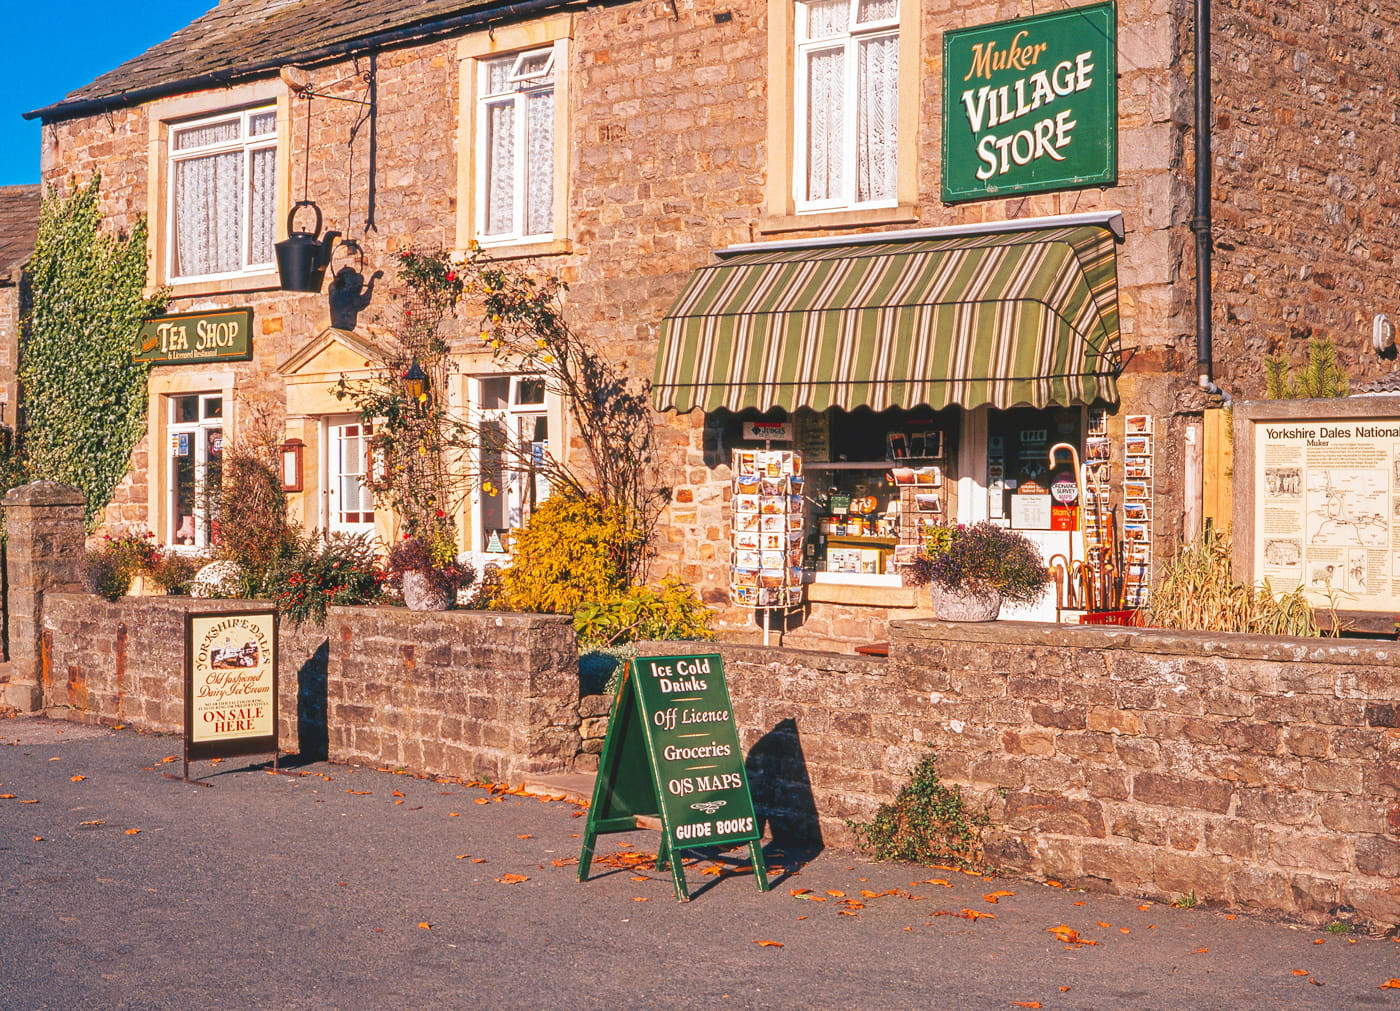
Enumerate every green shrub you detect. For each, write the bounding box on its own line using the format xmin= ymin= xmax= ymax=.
xmin=496 ymin=492 xmax=641 ymax=614
xmin=573 ymin=577 xmax=716 ymax=647
xmin=265 ymin=532 xmax=385 ymax=626
xmin=145 ymin=550 xmax=204 ymax=595
xmin=217 ymin=407 xmax=295 ymax=583
xmin=81 ymin=531 xmax=161 ymax=601
xmin=846 ymin=748 xmax=990 ymax=872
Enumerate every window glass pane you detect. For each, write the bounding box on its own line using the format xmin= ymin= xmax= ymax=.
xmin=174 ymin=118 xmax=239 ymax=151
xmin=805 ymin=47 xmax=846 ymax=201
xmin=855 ymin=0 xmax=896 ymax=24
xmin=248 ymin=146 xmax=277 ymax=265
xmin=856 ymin=34 xmax=898 ymax=202
xmin=481 ymin=376 xmax=510 ymax=409
xmin=515 ymin=378 xmax=546 ymax=405
xmin=800 ymin=0 xmax=849 ymax=40
xmin=512 ymin=50 xmax=554 ymax=83
xmin=525 ymin=89 xmax=554 ymax=236
xmin=485 ymin=56 xmax=513 ymax=96
xmin=203 ymin=396 xmax=223 ymax=420
xmin=484 ymin=102 xmax=516 ymax=235
xmin=248 ymin=110 xmax=277 ymax=136
xmin=174 ymin=395 xmax=200 ymax=424
xmin=173 ymin=150 xmax=243 ymax=276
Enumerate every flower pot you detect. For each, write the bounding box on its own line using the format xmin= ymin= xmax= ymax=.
xmin=929 ymin=582 xmax=1002 ymax=622
xmin=402 ymin=569 xmax=453 ymax=611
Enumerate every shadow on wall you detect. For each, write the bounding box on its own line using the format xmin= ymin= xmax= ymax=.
xmin=296 ymin=639 xmax=330 ymax=761
xmin=745 ymin=717 xmax=823 ymax=853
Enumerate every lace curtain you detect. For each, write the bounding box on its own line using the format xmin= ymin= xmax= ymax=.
xmin=856 ymin=34 xmax=898 ymax=202
xmin=806 ymin=48 xmax=846 ymax=202
xmin=173 ymin=151 xmax=242 ymax=277
xmin=525 ymin=89 xmax=554 ymax=236
xmin=485 ymin=102 xmax=517 ymax=236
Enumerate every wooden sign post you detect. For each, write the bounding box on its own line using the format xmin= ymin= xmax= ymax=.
xmin=578 ymin=652 xmax=769 ymax=901
xmin=169 ymin=610 xmax=279 ymax=785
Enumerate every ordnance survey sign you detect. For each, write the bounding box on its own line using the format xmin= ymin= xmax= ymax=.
xmin=1250 ymin=416 xmax=1400 ymax=614
xmin=184 ymin=610 xmax=278 ymax=763
xmin=578 ymin=653 xmax=768 ymax=901
xmin=942 ymin=2 xmax=1117 ymax=203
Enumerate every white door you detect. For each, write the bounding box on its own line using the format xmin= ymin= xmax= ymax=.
xmin=324 ymin=416 xmax=376 ymax=537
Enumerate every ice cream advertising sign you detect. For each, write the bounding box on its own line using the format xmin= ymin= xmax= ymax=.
xmin=185 ymin=610 xmax=278 ymax=762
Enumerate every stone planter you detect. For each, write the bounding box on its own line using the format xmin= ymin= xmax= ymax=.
xmin=929 ymin=582 xmax=1002 ymax=621
xmin=401 ymin=570 xmax=453 ymax=611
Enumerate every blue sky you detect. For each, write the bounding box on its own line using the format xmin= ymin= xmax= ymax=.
xmin=2 ymin=2 xmax=212 ymax=186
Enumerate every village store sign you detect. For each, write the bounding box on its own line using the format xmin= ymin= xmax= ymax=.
xmin=942 ymin=2 xmax=1117 ymax=203
xmin=134 ymin=308 xmax=253 ymax=366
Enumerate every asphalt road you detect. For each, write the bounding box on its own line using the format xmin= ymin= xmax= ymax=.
xmin=1 ymin=717 xmax=1396 ymax=1010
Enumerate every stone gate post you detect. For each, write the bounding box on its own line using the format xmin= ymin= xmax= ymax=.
xmin=1 ymin=481 xmax=86 ymax=713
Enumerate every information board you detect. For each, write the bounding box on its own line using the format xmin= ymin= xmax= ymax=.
xmin=578 ymin=653 xmax=768 ymax=901
xmin=184 ymin=610 xmax=279 ymax=766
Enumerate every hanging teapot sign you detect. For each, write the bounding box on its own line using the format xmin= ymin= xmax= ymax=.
xmin=274 ymin=200 xmax=340 ymax=293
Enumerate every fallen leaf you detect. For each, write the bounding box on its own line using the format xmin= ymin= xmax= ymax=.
xmin=79 ymin=820 xmax=104 ymax=827
xmin=550 ymin=859 xmax=575 ymax=868
xmin=838 ymin=910 xmax=860 ymax=917
xmin=473 ymin=798 xmax=490 ymax=805
xmin=1225 ymin=914 xmax=1236 ymax=920
xmin=861 ymin=889 xmax=897 ymax=899
xmin=497 ymin=873 xmax=529 ymax=884
xmin=471 ymin=858 xmax=486 ymax=864
xmin=1045 ymin=880 xmax=1063 ymax=888
xmin=753 ymin=940 xmax=783 ymax=948
xmin=632 ymin=897 xmax=648 ymax=902
xmin=517 ymin=834 xmax=533 ymax=839
xmin=209 ymin=757 xmax=222 ymax=764
xmin=1313 ymin=939 xmax=1326 ymax=945
xmin=1072 ymin=901 xmax=1086 ymax=907
xmin=1292 ymin=970 xmax=1309 ymax=977
xmin=345 ymin=790 xmax=372 ymax=796
xmin=959 ymin=909 xmax=995 ymax=920
xmin=449 ymin=812 xmax=460 ymax=818
xmin=1059 ymin=987 xmax=1070 ymax=993
xmin=392 ymin=790 xmax=405 ymax=797
xmin=985 ymin=890 xmax=1015 ymax=903
xmin=797 ymin=915 xmax=807 ymax=920
xmin=826 ymin=890 xmax=845 ymax=897
xmin=1120 ymin=927 xmax=1131 ymax=935
xmin=790 ymin=888 xmax=812 ymax=896
xmin=455 ymin=855 xmax=471 ymax=860
xmin=69 ymin=775 xmax=86 ymax=782
xmin=702 ymin=867 xmax=723 ymax=877
xmin=125 ymin=828 xmax=140 ymax=835
xmin=1096 ymin=921 xmax=1111 ymax=929
xmin=1192 ymin=947 xmax=1209 ymax=954
xmin=418 ymin=922 xmax=431 ymax=929
xmin=1010 ymin=1003 xmax=1042 ymax=1009
xmin=394 ymin=800 xmax=404 ymax=805
xmin=160 ymin=756 xmax=178 ymax=764
xmin=631 ymin=876 xmax=649 ymax=882
xmin=1046 ymin=925 xmax=1096 ymax=946
xmin=921 ymin=879 xmax=952 ymax=887
xmin=32 ymin=835 xmax=43 ymax=842
xmin=19 ymin=799 xmax=38 ymax=805
xmin=1380 ymin=979 xmax=1400 ymax=989
xmin=0 ymin=794 xmax=14 ymax=799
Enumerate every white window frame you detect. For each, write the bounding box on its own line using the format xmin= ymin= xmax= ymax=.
xmin=468 ymin=375 xmax=555 ymax=554
xmin=793 ymin=0 xmax=900 ymax=214
xmin=323 ymin=415 xmax=377 ymax=537
xmin=166 ymin=105 xmax=279 ymax=284
xmin=166 ymin=392 xmax=224 ymax=549
xmin=475 ymin=46 xmax=557 ymax=245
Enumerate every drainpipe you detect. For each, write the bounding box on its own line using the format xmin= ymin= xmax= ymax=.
xmin=1192 ymin=0 xmax=1231 ymax=406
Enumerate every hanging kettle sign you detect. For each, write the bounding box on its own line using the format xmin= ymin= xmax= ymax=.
xmin=274 ymin=200 xmax=340 ymax=293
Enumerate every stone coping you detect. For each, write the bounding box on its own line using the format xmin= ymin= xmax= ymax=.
xmin=890 ymin=617 xmax=1400 ymax=665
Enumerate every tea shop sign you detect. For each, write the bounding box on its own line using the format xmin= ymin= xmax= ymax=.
xmin=134 ymin=308 xmax=253 ymax=365
xmin=941 ymin=2 xmax=1117 ymax=203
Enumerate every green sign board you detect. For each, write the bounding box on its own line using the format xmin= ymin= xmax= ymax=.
xmin=578 ymin=653 xmax=768 ymax=901
xmin=942 ymin=2 xmax=1117 ymax=203
xmin=134 ymin=308 xmax=253 ymax=366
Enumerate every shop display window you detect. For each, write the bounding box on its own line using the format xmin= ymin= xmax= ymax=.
xmin=985 ymin=406 xmax=1083 ymax=532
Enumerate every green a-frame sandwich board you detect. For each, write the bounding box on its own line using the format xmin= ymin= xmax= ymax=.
xmin=577 ymin=653 xmax=769 ymax=902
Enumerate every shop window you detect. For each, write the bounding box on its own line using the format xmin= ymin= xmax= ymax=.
xmin=472 ymin=375 xmax=554 ymax=553
xmin=476 ymin=47 xmax=557 ymax=244
xmin=324 ymin=416 xmax=376 ymax=535
xmin=167 ymin=106 xmax=278 ymax=282
xmin=794 ymin=0 xmax=899 ymax=212
xmin=167 ymin=393 xmax=223 ymax=547
xmin=985 ymin=407 xmax=1083 ymax=533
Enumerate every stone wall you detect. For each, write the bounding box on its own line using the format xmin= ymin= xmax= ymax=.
xmin=39 ymin=593 xmax=329 ymax=754
xmin=663 ymin=621 xmax=1399 ymax=929
xmin=323 ymin=606 xmax=578 ymax=782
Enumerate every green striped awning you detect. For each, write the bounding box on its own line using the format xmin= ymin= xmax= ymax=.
xmin=652 ymin=221 xmax=1122 ymax=413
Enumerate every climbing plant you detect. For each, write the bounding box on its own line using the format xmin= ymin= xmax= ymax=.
xmin=1264 ymin=337 xmax=1350 ymax=399
xmin=20 ymin=175 xmax=165 ymax=526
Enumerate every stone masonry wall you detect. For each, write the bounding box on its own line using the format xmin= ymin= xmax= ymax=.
xmin=39 ymin=594 xmax=328 ymax=754
xmin=634 ymin=621 xmax=1400 ymax=930
xmin=322 ymin=606 xmax=578 ymax=783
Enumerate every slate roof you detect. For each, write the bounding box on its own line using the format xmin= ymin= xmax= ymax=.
xmin=27 ymin=0 xmax=564 ymax=122
xmin=1351 ymin=371 xmax=1400 ymax=395
xmin=0 ymin=185 xmax=41 ymax=284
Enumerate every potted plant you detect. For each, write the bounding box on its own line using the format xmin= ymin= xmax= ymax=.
xmin=386 ymin=528 xmax=475 ymax=611
xmin=904 ymin=521 xmax=1050 ymax=621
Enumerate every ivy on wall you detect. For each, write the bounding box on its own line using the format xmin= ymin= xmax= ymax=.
xmin=19 ymin=176 xmax=165 ymax=527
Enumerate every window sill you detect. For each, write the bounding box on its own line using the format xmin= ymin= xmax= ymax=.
xmin=157 ymin=273 xmax=281 ymax=299
xmin=758 ymin=205 xmax=919 ymax=236
xmin=463 ymin=238 xmax=573 ymax=261
xmin=807 ymin=579 xmax=923 ymax=608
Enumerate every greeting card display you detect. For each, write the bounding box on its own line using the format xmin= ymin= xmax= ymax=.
xmin=730 ymin=450 xmax=804 ymax=610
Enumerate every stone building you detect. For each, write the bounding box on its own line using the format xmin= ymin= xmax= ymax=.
xmin=0 ymin=184 xmax=39 ymax=434
xmin=23 ymin=0 xmax=1400 ymax=646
